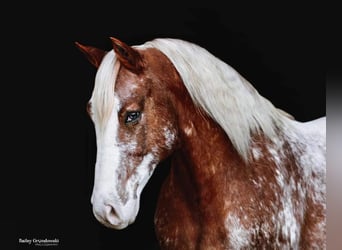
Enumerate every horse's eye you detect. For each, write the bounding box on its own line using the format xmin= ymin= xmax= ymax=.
xmin=125 ymin=111 xmax=141 ymax=125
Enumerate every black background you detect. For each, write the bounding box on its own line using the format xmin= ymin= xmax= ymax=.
xmin=9 ymin=2 xmax=329 ymax=250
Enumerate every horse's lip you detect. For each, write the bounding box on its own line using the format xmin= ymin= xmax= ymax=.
xmin=103 ymin=220 xmax=129 ymax=230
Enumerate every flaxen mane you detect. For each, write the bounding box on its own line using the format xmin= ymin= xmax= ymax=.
xmin=142 ymin=38 xmax=291 ymax=161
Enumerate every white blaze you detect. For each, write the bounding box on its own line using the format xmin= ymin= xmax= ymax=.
xmin=90 ymin=95 xmax=157 ymax=229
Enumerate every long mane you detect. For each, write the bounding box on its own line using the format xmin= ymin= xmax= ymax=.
xmin=142 ymin=38 xmax=291 ymax=161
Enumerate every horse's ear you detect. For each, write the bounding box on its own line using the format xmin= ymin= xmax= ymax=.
xmin=109 ymin=37 xmax=144 ymax=74
xmin=75 ymin=42 xmax=107 ymax=68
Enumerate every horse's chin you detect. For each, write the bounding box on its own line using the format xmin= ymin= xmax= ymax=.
xmin=103 ymin=220 xmax=131 ymax=230
xmin=95 ymin=214 xmax=135 ymax=230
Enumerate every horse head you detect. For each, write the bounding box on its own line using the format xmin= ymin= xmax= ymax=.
xmin=76 ymin=37 xmax=181 ymax=229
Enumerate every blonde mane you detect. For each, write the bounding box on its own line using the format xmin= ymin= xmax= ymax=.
xmin=142 ymin=38 xmax=290 ymax=161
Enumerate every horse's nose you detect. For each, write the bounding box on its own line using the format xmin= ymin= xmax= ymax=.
xmin=92 ymin=201 xmax=121 ymax=226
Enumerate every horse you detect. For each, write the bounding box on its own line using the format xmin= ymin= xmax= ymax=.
xmin=75 ymin=37 xmax=326 ymax=249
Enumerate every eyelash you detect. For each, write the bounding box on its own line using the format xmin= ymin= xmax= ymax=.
xmin=125 ymin=111 xmax=141 ymax=125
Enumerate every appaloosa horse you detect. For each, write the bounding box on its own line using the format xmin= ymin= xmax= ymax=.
xmin=76 ymin=37 xmax=326 ymax=249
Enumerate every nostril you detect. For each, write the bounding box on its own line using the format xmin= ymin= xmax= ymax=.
xmin=105 ymin=205 xmax=117 ymax=217
xmin=104 ymin=204 xmax=120 ymax=224
xmin=92 ymin=201 xmax=129 ymax=229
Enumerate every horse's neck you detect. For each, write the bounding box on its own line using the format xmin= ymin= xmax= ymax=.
xmin=177 ymin=116 xmax=241 ymax=180
xmin=171 ymin=100 xmax=246 ymax=207
xmin=156 ymin=104 xmax=248 ymax=246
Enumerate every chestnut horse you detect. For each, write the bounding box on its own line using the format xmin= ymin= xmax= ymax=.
xmin=76 ymin=37 xmax=326 ymax=249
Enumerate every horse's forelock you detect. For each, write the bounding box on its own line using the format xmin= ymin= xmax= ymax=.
xmin=91 ymin=50 xmax=120 ymax=131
